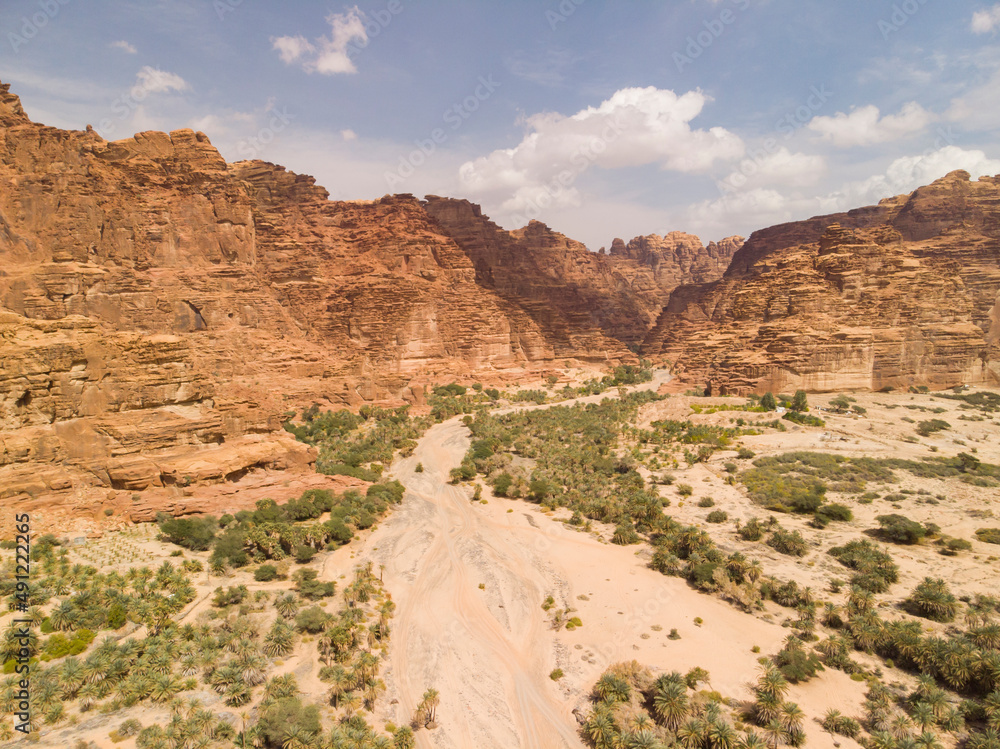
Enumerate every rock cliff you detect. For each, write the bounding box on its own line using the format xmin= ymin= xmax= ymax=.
xmin=642 ymin=171 xmax=1000 ymax=393
xmin=2 ymin=80 xmax=708 ymax=526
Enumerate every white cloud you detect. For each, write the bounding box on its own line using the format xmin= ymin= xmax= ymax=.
xmin=718 ymin=147 xmax=826 ymax=192
xmin=271 ymin=35 xmax=315 ymax=64
xmin=131 ymin=66 xmax=189 ymax=98
xmin=946 ymin=67 xmax=1000 ymax=130
xmin=110 ymin=40 xmax=137 ymax=54
xmin=807 ymin=102 xmax=932 ymax=147
xmin=684 ymin=145 xmax=1000 ymax=241
xmin=458 ymin=86 xmax=744 ymax=217
xmin=972 ymin=5 xmax=1000 ymax=33
xmin=828 ymin=145 xmax=1000 ymax=207
xmin=340 ymin=129 xmax=357 ymax=141
xmin=271 ymin=7 xmax=367 ymax=75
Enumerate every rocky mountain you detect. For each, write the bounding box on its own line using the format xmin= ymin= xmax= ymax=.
xmin=642 ymin=170 xmax=1000 ymax=393
xmin=1 ymin=80 xmax=736 ymax=523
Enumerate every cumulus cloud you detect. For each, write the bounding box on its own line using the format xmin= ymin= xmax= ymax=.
xmin=340 ymin=129 xmax=358 ymax=141
xmin=271 ymin=7 xmax=367 ymax=75
xmin=972 ymin=5 xmax=1000 ymax=33
xmin=717 ymin=147 xmax=826 ymax=193
xmin=807 ymin=102 xmax=932 ymax=147
xmin=829 ymin=145 xmax=1000 ymax=207
xmin=458 ymin=86 xmax=744 ymax=218
xmin=110 ymin=40 xmax=137 ymax=54
xmin=272 ymin=35 xmax=315 ymax=64
xmin=131 ymin=66 xmax=188 ymax=97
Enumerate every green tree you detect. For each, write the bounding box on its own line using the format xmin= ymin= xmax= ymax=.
xmin=760 ymin=393 xmax=777 ymax=411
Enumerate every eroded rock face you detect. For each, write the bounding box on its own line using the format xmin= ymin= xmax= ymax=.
xmin=423 ymin=197 xmax=684 ymax=350
xmin=642 ymin=171 xmax=1000 ymax=393
xmin=607 ymin=231 xmax=743 ymax=294
xmin=2 ymin=80 xmax=691 ymax=526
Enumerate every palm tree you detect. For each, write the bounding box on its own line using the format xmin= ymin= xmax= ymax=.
xmin=910 ymin=702 xmax=936 ymax=733
xmin=779 ymin=703 xmax=804 ymax=736
xmin=586 ymin=709 xmax=616 ymax=749
xmin=653 ymin=679 xmax=689 ymax=730
xmin=678 ymin=719 xmax=707 ymax=749
xmin=890 ymin=711 xmax=913 ymax=740
xmin=762 ymin=719 xmax=785 ymax=749
xmin=422 ymin=687 xmax=440 ymax=724
xmin=709 ymin=721 xmax=739 ymax=749
xmin=914 ymin=731 xmax=943 ymax=749
xmin=740 ymin=730 xmax=768 ymax=749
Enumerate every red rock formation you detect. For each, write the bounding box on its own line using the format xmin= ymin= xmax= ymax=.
xmin=643 ymin=171 xmax=1000 ymax=393
xmin=1 ymin=80 xmax=690 ymax=527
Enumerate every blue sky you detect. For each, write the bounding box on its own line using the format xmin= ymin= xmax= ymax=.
xmin=2 ymin=0 xmax=999 ymax=248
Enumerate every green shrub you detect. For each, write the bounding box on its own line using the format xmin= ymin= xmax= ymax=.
xmin=294 ymin=606 xmax=331 ymax=633
xmin=828 ymin=539 xmax=898 ymax=593
xmin=814 ymin=503 xmax=853 ymax=526
xmin=975 ymin=528 xmax=1000 ymax=545
xmin=783 ymin=411 xmax=825 ymax=427
xmin=254 ymin=564 xmax=279 ymax=582
xmin=738 ymin=517 xmax=765 ymax=541
xmin=676 ymin=484 xmax=693 ymax=497
xmin=293 ymin=545 xmax=318 ymax=564
xmin=775 ymin=638 xmax=824 ymax=682
xmin=767 ymin=528 xmax=809 ymax=557
xmin=157 ymin=516 xmax=217 ymax=551
xmin=904 ymin=577 xmax=959 ymax=622
xmin=706 ymin=510 xmax=729 ymax=524
xmin=876 ymin=514 xmax=926 ymax=544
xmin=760 ymin=393 xmax=777 ymax=411
xmin=916 ymin=419 xmax=950 ymax=437
xmin=698 ymin=497 xmax=715 ymax=507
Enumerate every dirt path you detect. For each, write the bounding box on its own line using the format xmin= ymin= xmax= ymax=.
xmin=321 ymin=371 xmax=862 ymax=748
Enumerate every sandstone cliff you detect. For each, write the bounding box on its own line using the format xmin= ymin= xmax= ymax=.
xmin=642 ymin=171 xmax=1000 ymax=393
xmin=2 ymin=80 xmax=698 ymax=527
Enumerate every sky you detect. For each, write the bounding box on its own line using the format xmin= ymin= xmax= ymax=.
xmin=2 ymin=0 xmax=999 ymax=249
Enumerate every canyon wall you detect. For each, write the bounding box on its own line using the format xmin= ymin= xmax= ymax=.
xmin=642 ymin=170 xmax=1000 ymax=393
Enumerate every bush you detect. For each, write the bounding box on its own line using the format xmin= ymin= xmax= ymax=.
xmin=706 ymin=510 xmax=729 ymax=524
xmin=492 ymin=472 xmax=513 ymax=497
xmin=677 ymin=484 xmax=693 ymax=497
xmin=760 ymin=393 xmax=777 ymax=411
xmin=257 ymin=697 xmax=322 ymax=749
xmin=775 ymin=638 xmax=824 ymax=682
xmin=550 ymin=668 xmax=564 ymax=680
xmin=975 ymin=528 xmax=1000 ymax=545
xmin=876 ymin=514 xmax=926 ymax=544
xmin=293 ymin=545 xmax=317 ymax=564
xmin=738 ymin=517 xmax=765 ymax=541
xmin=822 ymin=711 xmax=860 ymax=738
xmin=213 ymin=585 xmax=248 ymax=607
xmin=916 ymin=419 xmax=950 ymax=437
xmin=904 ymin=577 xmax=959 ymax=622
xmin=415 ymin=462 xmax=424 ymax=473
xmin=813 ymin=502 xmax=853 ymax=527
xmin=698 ymin=497 xmax=715 ymax=507
xmin=828 ymin=539 xmax=898 ymax=593
xmin=254 ymin=564 xmax=279 ymax=582
xmin=295 ymin=606 xmax=331 ymax=633
xmin=737 ymin=447 xmax=756 ymax=459
xmin=791 ymin=391 xmax=809 ymax=412
xmin=767 ymin=528 xmax=809 ymax=557
xmin=157 ymin=516 xmax=217 ymax=551
xmin=783 ymin=411 xmax=825 ymax=427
